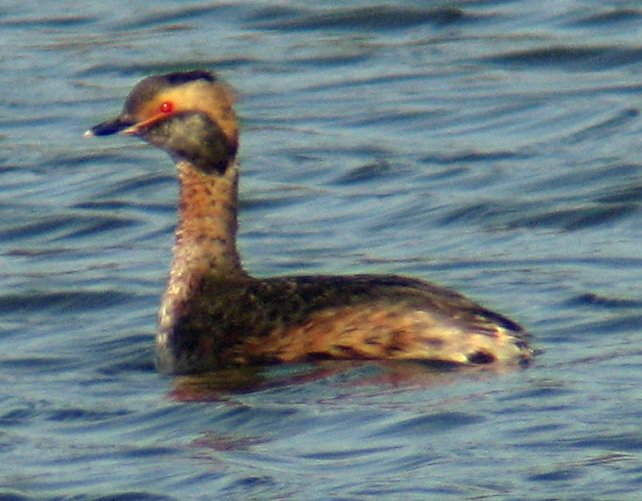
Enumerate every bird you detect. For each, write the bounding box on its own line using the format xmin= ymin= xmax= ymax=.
xmin=86 ymin=70 xmax=532 ymax=375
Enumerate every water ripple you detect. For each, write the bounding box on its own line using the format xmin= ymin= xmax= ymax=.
xmin=0 ymin=290 xmax=138 ymax=314
xmin=251 ymin=6 xmax=470 ymax=31
xmin=372 ymin=411 xmax=484 ymax=437
xmin=570 ymin=8 xmax=642 ymax=27
xmin=486 ymin=45 xmax=642 ymax=71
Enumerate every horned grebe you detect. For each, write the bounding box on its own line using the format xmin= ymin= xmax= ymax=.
xmin=86 ymin=70 xmax=532 ymax=374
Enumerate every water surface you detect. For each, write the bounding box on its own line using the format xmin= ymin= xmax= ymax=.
xmin=1 ymin=1 xmax=641 ymax=499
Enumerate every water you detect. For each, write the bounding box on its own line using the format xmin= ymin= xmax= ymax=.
xmin=1 ymin=1 xmax=641 ymax=499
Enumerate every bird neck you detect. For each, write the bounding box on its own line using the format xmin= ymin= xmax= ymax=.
xmin=172 ymin=159 xmax=244 ymax=279
xmin=157 ymin=158 xmax=245 ymax=364
xmin=161 ymin=159 xmax=244 ymax=318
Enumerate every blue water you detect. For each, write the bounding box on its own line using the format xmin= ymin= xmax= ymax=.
xmin=1 ymin=1 xmax=641 ymax=499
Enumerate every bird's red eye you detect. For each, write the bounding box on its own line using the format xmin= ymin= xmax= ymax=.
xmin=159 ymin=101 xmax=174 ymax=113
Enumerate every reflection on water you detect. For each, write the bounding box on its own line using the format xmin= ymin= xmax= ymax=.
xmin=1 ymin=0 xmax=641 ymax=499
xmin=170 ymin=360 xmax=524 ymax=401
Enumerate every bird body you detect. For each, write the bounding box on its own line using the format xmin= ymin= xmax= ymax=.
xmin=88 ymin=70 xmax=532 ymax=374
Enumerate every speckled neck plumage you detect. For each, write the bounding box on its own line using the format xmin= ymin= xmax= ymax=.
xmin=174 ymin=159 xmax=242 ymax=276
xmin=158 ymin=158 xmax=244 ymax=351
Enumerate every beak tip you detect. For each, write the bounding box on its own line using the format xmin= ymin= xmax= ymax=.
xmin=86 ymin=115 xmax=136 ymax=137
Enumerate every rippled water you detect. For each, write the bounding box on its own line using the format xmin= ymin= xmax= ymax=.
xmin=1 ymin=1 xmax=641 ymax=499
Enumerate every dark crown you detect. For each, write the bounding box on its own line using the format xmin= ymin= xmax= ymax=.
xmin=164 ymin=71 xmax=217 ymax=86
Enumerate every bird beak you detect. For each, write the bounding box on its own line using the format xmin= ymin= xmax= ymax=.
xmin=84 ymin=114 xmax=137 ymax=137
